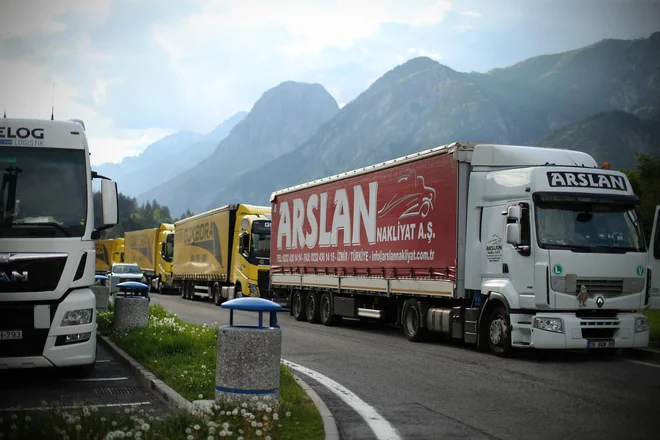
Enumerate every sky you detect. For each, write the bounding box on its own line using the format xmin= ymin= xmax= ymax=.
xmin=1 ymin=0 xmax=659 ymax=166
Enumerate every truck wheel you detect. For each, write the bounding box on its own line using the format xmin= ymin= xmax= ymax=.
xmin=213 ymin=283 xmax=222 ymax=306
xmin=292 ymin=290 xmax=307 ymax=321
xmin=306 ymin=292 xmax=321 ymax=324
xmin=320 ymin=292 xmax=340 ymax=326
xmin=487 ymin=305 xmax=512 ymax=357
xmin=402 ymin=299 xmax=426 ymax=342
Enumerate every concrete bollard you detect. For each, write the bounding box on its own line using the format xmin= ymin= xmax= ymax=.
xmin=215 ymin=297 xmax=283 ymax=407
xmin=91 ymin=285 xmax=110 ymax=310
xmin=114 ymin=296 xmax=149 ymax=331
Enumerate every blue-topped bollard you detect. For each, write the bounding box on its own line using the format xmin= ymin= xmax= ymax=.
xmin=216 ymin=297 xmax=283 ymax=407
xmin=91 ymin=275 xmax=110 ymax=310
xmin=114 ymin=281 xmax=150 ymax=331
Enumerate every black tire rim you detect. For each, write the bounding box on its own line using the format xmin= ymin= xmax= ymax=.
xmin=405 ymin=306 xmax=419 ymax=336
xmin=293 ymin=293 xmax=302 ymax=317
xmin=307 ymin=296 xmax=316 ymax=317
xmin=321 ymin=297 xmax=330 ymax=322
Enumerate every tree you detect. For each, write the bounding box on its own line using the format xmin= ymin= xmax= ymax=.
xmin=622 ymin=154 xmax=660 ymax=244
xmin=93 ymin=192 xmax=175 ymax=239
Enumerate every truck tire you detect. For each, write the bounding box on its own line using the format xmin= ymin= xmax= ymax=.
xmin=486 ymin=304 xmax=512 ymax=357
xmin=213 ymin=283 xmax=222 ymax=306
xmin=292 ymin=290 xmax=307 ymax=321
xmin=320 ymin=292 xmax=340 ymax=326
xmin=402 ymin=298 xmax=426 ymax=342
xmin=306 ymin=292 xmax=321 ymax=324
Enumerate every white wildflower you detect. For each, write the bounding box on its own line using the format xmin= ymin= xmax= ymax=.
xmin=141 ymin=423 xmax=150 ymax=431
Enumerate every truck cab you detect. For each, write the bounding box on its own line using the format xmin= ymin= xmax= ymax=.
xmin=0 ymin=117 xmax=118 ymax=375
xmin=233 ymin=206 xmax=272 ymax=298
xmin=154 ymin=223 xmax=176 ymax=293
xmin=463 ymin=144 xmax=655 ymax=354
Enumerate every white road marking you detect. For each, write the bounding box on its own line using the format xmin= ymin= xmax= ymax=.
xmin=96 ymin=360 xmax=111 ymax=363
xmin=282 ymin=359 xmax=402 ymax=440
xmin=0 ymin=402 xmax=152 ymax=412
xmin=66 ymin=376 xmax=128 ymax=382
xmin=626 ymin=359 xmax=660 ymax=369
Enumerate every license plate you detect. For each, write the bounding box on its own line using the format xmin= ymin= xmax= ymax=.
xmin=0 ymin=330 xmax=22 ymax=340
xmin=587 ymin=339 xmax=614 ymax=349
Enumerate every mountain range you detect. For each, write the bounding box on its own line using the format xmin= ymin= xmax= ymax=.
xmin=96 ymin=31 xmax=660 ymax=215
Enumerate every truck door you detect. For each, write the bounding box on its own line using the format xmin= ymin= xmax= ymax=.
xmin=647 ymin=206 xmax=660 ymax=310
xmin=502 ymin=202 xmax=536 ymax=298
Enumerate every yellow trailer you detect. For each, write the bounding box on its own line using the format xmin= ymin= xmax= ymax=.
xmin=124 ymin=224 xmax=175 ymax=293
xmin=173 ymin=204 xmax=271 ymax=304
xmin=95 ymin=238 xmax=125 ymax=274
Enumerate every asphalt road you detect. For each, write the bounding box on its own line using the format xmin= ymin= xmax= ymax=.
xmin=150 ymin=293 xmax=660 ymax=440
xmin=0 ymin=342 xmax=171 ymax=418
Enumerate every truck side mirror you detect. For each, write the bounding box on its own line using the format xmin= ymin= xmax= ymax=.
xmin=97 ymin=179 xmax=119 ymax=231
xmin=506 ymin=223 xmax=522 ymax=245
xmin=507 ymin=205 xmax=522 ymax=222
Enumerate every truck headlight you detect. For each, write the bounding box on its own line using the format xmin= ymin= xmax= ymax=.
xmin=61 ymin=309 xmax=93 ymax=326
xmin=635 ymin=316 xmax=649 ymax=333
xmin=533 ymin=316 xmax=564 ymax=333
xmin=248 ymin=282 xmax=259 ymax=297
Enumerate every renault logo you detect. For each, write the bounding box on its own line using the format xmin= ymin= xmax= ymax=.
xmin=596 ymin=296 xmax=605 ymax=308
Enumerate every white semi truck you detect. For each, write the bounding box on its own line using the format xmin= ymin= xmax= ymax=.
xmin=270 ymin=142 xmax=660 ymax=356
xmin=0 ymin=117 xmax=118 ymax=376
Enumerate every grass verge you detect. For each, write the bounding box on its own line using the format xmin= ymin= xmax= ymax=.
xmin=642 ymin=310 xmax=660 ymax=342
xmin=97 ymin=303 xmax=324 ymax=440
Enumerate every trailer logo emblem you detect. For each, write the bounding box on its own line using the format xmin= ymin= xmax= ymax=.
xmin=596 ymin=296 xmax=605 ymax=308
xmin=577 ymin=285 xmax=588 ymax=306
xmin=636 ymin=265 xmax=644 ymax=276
xmin=378 ymin=168 xmax=436 ymax=220
xmin=552 ymin=264 xmax=563 ymax=275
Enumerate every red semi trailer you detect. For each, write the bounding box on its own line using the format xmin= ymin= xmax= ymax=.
xmin=268 ymin=142 xmax=658 ymax=356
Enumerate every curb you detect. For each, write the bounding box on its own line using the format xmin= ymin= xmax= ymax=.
xmin=98 ymin=335 xmax=195 ymax=414
xmin=100 ymin=336 xmax=339 ymax=439
xmin=291 ymin=372 xmax=340 ymax=440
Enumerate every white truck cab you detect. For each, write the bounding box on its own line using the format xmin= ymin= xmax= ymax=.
xmin=0 ymin=117 xmax=118 ymax=376
xmin=463 ymin=144 xmax=658 ymax=354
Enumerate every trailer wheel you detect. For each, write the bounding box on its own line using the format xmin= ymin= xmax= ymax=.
xmin=320 ymin=292 xmax=340 ymax=326
xmin=487 ymin=304 xmax=512 ymax=357
xmin=402 ymin=299 xmax=426 ymax=342
xmin=306 ymin=292 xmax=321 ymax=324
xmin=213 ymin=283 xmax=222 ymax=306
xmin=292 ymin=290 xmax=307 ymax=321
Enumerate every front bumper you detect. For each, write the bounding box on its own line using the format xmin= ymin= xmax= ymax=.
xmin=0 ymin=288 xmax=97 ymax=369
xmin=519 ymin=312 xmax=649 ymax=349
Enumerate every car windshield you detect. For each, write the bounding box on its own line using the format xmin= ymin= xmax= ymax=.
xmin=113 ymin=265 xmax=142 ymax=274
xmin=251 ymin=220 xmax=271 ymax=260
xmin=535 ymin=201 xmax=645 ymax=253
xmin=0 ymin=147 xmax=87 ymax=238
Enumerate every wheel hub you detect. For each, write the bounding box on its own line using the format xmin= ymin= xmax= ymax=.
xmin=489 ymin=318 xmax=505 ymax=345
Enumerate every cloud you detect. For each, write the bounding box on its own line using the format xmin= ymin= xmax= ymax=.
xmin=157 ymin=0 xmax=453 ymax=59
xmin=405 ymin=48 xmax=442 ymax=60
xmin=0 ymin=0 xmax=112 ymax=40
xmin=460 ymin=10 xmax=482 ymax=17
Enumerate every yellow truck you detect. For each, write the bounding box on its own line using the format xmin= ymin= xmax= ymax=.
xmin=124 ymin=223 xmax=176 ymax=293
xmin=173 ymin=204 xmax=271 ymax=303
xmin=94 ymin=238 xmax=125 ymax=274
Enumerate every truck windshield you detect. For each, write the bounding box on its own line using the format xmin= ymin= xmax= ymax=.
xmin=251 ymin=220 xmax=271 ymax=261
xmin=535 ymin=201 xmax=645 ymax=253
xmin=0 ymin=147 xmax=87 ymax=238
xmin=164 ymin=233 xmax=174 ymax=262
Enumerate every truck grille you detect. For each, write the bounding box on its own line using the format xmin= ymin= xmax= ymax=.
xmin=0 ymin=304 xmax=51 ymax=357
xmin=0 ymin=255 xmax=67 ymax=293
xmin=258 ymin=270 xmax=270 ymax=299
xmin=574 ymin=278 xmax=623 ymax=297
